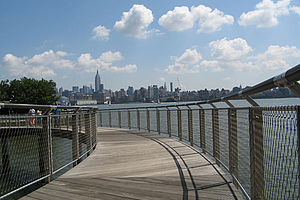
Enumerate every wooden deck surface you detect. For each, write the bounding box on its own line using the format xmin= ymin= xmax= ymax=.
xmin=21 ymin=128 xmax=242 ymax=200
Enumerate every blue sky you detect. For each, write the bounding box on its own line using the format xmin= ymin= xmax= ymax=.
xmin=0 ymin=0 xmax=300 ymax=91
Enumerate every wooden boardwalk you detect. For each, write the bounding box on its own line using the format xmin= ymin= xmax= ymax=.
xmin=21 ymin=128 xmax=242 ymax=200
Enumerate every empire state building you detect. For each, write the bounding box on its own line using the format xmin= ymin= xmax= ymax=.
xmin=95 ymin=70 xmax=101 ymax=92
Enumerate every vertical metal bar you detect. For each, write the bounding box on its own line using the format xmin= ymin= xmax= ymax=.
xmin=99 ymin=112 xmax=103 ymax=127
xmin=137 ymin=110 xmax=140 ymax=130
xmin=167 ymin=109 xmax=171 ymax=137
xmin=228 ymin=108 xmax=238 ymax=188
xmin=187 ymin=106 xmax=193 ymax=146
xmin=212 ymin=109 xmax=220 ymax=166
xmin=118 ymin=111 xmax=121 ymax=128
xmin=250 ymin=108 xmax=264 ymax=199
xmin=297 ymin=106 xmax=300 ymax=199
xmin=84 ymin=113 xmax=91 ymax=155
xmin=177 ymin=107 xmax=182 ymax=141
xmin=199 ymin=109 xmax=205 ymax=152
xmin=147 ymin=109 xmax=150 ymax=132
xmin=128 ymin=110 xmax=131 ymax=129
xmin=109 ymin=111 xmax=112 ymax=128
xmin=66 ymin=115 xmax=69 ymax=130
xmin=157 ymin=109 xmax=160 ymax=134
xmin=72 ymin=113 xmax=79 ymax=166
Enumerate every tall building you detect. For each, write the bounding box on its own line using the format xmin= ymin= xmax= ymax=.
xmin=72 ymin=86 xmax=79 ymax=93
xmin=170 ymin=82 xmax=173 ymax=92
xmin=95 ymin=70 xmax=101 ymax=93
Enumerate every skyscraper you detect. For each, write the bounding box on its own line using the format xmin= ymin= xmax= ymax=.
xmin=95 ymin=70 xmax=101 ymax=93
xmin=170 ymin=82 xmax=173 ymax=92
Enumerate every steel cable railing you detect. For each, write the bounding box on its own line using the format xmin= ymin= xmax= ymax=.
xmin=0 ymin=105 xmax=97 ymax=199
xmin=97 ymin=64 xmax=300 ymax=200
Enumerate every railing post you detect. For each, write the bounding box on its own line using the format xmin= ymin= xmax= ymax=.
xmin=177 ymin=107 xmax=182 ymax=141
xmin=128 ymin=110 xmax=131 ymax=129
xmin=228 ymin=108 xmax=238 ymax=188
xmin=99 ymin=112 xmax=103 ymax=127
xmin=39 ymin=116 xmax=51 ymax=183
xmin=249 ymin=108 xmax=265 ymax=200
xmin=167 ymin=109 xmax=171 ymax=137
xmin=199 ymin=109 xmax=205 ymax=152
xmin=297 ymin=106 xmax=300 ymax=200
xmin=72 ymin=113 xmax=79 ymax=166
xmin=137 ymin=110 xmax=140 ymax=130
xmin=212 ymin=109 xmax=220 ymax=166
xmin=91 ymin=110 xmax=97 ymax=148
xmin=109 ymin=111 xmax=112 ymax=128
xmin=156 ymin=109 xmax=160 ymax=134
xmin=147 ymin=109 xmax=150 ymax=132
xmin=118 ymin=111 xmax=121 ymax=128
xmin=84 ymin=113 xmax=91 ymax=155
xmin=187 ymin=106 xmax=193 ymax=146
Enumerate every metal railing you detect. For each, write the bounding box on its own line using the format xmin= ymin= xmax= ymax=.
xmin=98 ymin=64 xmax=300 ymax=200
xmin=0 ymin=104 xmax=97 ymax=199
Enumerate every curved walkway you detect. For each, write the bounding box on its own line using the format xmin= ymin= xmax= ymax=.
xmin=21 ymin=128 xmax=241 ymax=200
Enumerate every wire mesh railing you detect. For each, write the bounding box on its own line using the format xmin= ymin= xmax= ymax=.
xmin=0 ymin=105 xmax=97 ymax=199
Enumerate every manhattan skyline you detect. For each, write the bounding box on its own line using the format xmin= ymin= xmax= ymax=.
xmin=0 ymin=0 xmax=300 ymax=91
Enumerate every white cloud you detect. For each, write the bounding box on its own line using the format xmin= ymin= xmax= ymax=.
xmin=0 ymin=50 xmax=75 ymax=78
xmin=200 ymin=60 xmax=224 ymax=72
xmin=158 ymin=6 xmax=194 ymax=31
xmin=92 ymin=25 xmax=110 ymax=41
xmin=77 ymin=51 xmax=137 ymax=73
xmin=209 ymin=37 xmax=253 ymax=60
xmin=1 ymin=50 xmax=137 ymax=78
xmin=191 ymin=5 xmax=234 ymax=33
xmin=291 ymin=6 xmax=300 ymax=15
xmin=99 ymin=51 xmax=123 ymax=63
xmin=114 ymin=4 xmax=154 ymax=39
xmin=158 ymin=5 xmax=233 ymax=33
xmin=164 ymin=48 xmax=202 ymax=74
xmin=238 ymin=0 xmax=290 ymax=28
xmin=254 ymin=45 xmax=300 ymax=70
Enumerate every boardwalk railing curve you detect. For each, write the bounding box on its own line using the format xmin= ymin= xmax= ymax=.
xmin=0 ymin=104 xmax=97 ymax=199
xmin=98 ymin=64 xmax=300 ymax=200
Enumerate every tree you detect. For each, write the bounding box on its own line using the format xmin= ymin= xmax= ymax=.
xmin=0 ymin=80 xmax=10 ymax=101
xmin=2 ymin=77 xmax=58 ymax=105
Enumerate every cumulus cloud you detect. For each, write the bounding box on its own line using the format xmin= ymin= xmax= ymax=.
xmin=191 ymin=5 xmax=234 ymax=33
xmin=165 ymin=49 xmax=202 ymax=74
xmin=158 ymin=6 xmax=194 ymax=31
xmin=158 ymin=5 xmax=233 ymax=33
xmin=0 ymin=50 xmax=74 ymax=78
xmin=209 ymin=37 xmax=253 ymax=60
xmin=114 ymin=4 xmax=154 ymax=39
xmin=238 ymin=0 xmax=290 ymax=28
xmin=92 ymin=25 xmax=110 ymax=41
xmin=291 ymin=6 xmax=300 ymax=15
xmin=1 ymin=50 xmax=137 ymax=78
xmin=254 ymin=45 xmax=300 ymax=70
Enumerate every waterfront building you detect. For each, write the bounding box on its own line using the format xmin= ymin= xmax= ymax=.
xmin=72 ymin=86 xmax=79 ymax=93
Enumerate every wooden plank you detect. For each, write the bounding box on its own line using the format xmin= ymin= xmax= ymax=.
xmin=21 ymin=127 xmax=242 ymax=200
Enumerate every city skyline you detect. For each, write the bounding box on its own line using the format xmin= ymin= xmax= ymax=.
xmin=0 ymin=0 xmax=300 ymax=91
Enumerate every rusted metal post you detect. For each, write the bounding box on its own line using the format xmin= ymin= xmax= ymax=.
xmin=187 ymin=106 xmax=193 ymax=146
xmin=212 ymin=109 xmax=220 ymax=166
xmin=137 ymin=110 xmax=140 ymax=130
xmin=177 ymin=107 xmax=182 ymax=141
xmin=128 ymin=110 xmax=131 ymax=129
xmin=167 ymin=109 xmax=171 ymax=137
xmin=109 ymin=111 xmax=112 ymax=128
xmin=199 ymin=109 xmax=205 ymax=152
xmin=228 ymin=108 xmax=238 ymax=188
xmin=156 ymin=109 xmax=160 ymax=134
xmin=118 ymin=111 xmax=121 ymax=128
xmin=72 ymin=114 xmax=79 ymax=166
xmin=249 ymin=108 xmax=264 ymax=200
xmin=298 ymin=106 xmax=300 ymax=200
xmin=147 ymin=109 xmax=150 ymax=132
